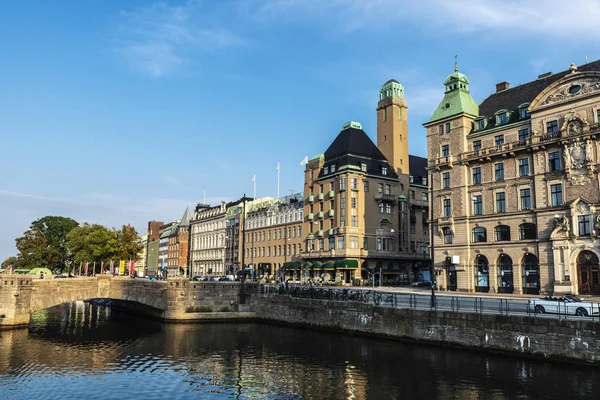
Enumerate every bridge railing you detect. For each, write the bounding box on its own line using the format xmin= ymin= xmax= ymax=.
xmin=262 ymin=285 xmax=600 ymax=322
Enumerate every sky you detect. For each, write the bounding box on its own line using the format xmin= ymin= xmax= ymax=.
xmin=1 ymin=0 xmax=600 ymax=260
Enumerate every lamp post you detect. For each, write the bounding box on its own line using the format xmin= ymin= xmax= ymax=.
xmin=240 ymin=195 xmax=247 ymax=304
xmin=429 ymin=172 xmax=436 ymax=308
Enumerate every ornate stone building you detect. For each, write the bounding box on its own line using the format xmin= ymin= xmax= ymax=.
xmin=167 ymin=208 xmax=190 ymax=277
xmin=426 ymin=60 xmax=600 ymax=296
xmin=189 ymin=202 xmax=228 ymax=277
xmin=243 ymin=194 xmax=304 ymax=280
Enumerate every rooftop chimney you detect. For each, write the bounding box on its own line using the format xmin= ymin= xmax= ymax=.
xmin=495 ymin=81 xmax=510 ymax=92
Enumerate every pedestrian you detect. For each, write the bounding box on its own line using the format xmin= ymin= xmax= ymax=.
xmin=40 ymin=271 xmax=44 ymax=279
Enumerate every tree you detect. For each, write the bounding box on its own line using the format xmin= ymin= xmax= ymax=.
xmin=14 ymin=227 xmax=59 ymax=270
xmin=31 ymin=216 xmax=79 ymax=271
xmin=1 ymin=256 xmax=18 ymax=272
xmin=116 ymin=225 xmax=144 ymax=262
xmin=66 ymin=224 xmax=119 ymax=266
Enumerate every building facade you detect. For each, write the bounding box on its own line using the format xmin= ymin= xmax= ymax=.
xmin=159 ymin=222 xmax=176 ymax=277
xmin=145 ymin=220 xmax=163 ymax=276
xmin=244 ymin=194 xmax=304 ymax=280
xmin=189 ymin=202 xmax=228 ymax=277
xmin=426 ymin=60 xmax=600 ymax=296
xmin=167 ymin=208 xmax=190 ymax=277
xmin=134 ymin=234 xmax=148 ymax=276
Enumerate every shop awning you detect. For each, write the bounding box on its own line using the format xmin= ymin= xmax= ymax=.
xmin=322 ymin=261 xmax=335 ymax=270
xmin=312 ymin=261 xmax=323 ymax=269
xmin=303 ymin=261 xmax=313 ymax=270
xmin=334 ymin=259 xmax=359 ymax=269
xmin=282 ymin=262 xmax=301 ymax=270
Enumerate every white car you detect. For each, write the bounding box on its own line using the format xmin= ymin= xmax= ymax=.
xmin=528 ymin=295 xmax=599 ymax=317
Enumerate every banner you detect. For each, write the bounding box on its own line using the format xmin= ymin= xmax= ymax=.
xmin=110 ymin=260 xmax=114 ymax=275
xmin=119 ymin=260 xmax=125 ymax=276
xmin=129 ymin=261 xmax=135 ymax=276
xmin=101 ymin=261 xmax=104 ymax=274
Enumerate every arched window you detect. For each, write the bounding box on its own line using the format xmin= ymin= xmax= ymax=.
xmin=519 ymin=223 xmax=537 ymax=240
xmin=497 ymin=254 xmax=514 ymax=293
xmin=472 ymin=227 xmax=487 ymax=243
xmin=495 ymin=225 xmax=511 ymax=241
xmin=522 ymin=253 xmax=540 ymax=295
xmin=474 ymin=254 xmax=489 ymax=292
xmin=380 ymin=219 xmax=390 ymax=229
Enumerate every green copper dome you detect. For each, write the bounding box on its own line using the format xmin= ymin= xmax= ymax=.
xmin=380 ymin=79 xmax=404 ymax=100
xmin=428 ymin=62 xmax=478 ymax=123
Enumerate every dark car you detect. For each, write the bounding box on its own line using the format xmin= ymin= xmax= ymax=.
xmin=218 ymin=277 xmax=232 ymax=282
xmin=54 ymin=275 xmax=68 ymax=279
xmin=191 ymin=276 xmax=202 ymax=281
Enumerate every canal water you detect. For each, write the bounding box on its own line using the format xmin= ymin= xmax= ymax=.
xmin=0 ymin=302 xmax=599 ymax=400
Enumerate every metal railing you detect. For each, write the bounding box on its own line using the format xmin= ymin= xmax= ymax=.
xmin=262 ymin=285 xmax=600 ymax=321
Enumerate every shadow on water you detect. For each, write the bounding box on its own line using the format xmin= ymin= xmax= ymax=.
xmin=0 ymin=302 xmax=599 ymax=400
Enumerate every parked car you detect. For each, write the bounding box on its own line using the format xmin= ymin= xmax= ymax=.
xmin=218 ymin=276 xmax=232 ymax=282
xmin=191 ymin=276 xmax=202 ymax=281
xmin=528 ymin=294 xmax=599 ymax=317
xmin=53 ymin=275 xmax=68 ymax=279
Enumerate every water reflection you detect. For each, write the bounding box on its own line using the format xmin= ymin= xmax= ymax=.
xmin=0 ymin=302 xmax=598 ymax=399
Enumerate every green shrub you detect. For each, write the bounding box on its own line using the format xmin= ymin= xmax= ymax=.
xmin=219 ymin=306 xmax=230 ymax=312
xmin=185 ymin=306 xmax=196 ymax=313
xmin=186 ymin=306 xmax=213 ymax=313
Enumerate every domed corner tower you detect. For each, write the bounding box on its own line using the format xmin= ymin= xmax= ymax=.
xmin=377 ymin=79 xmax=409 ymax=176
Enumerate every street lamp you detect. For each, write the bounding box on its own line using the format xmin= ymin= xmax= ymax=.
xmin=429 ymin=172 xmax=436 ymax=308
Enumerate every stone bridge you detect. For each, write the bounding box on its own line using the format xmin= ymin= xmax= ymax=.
xmin=0 ymin=275 xmax=260 ymax=327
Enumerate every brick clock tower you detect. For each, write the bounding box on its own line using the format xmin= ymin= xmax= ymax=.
xmin=376 ymin=79 xmax=409 ymax=176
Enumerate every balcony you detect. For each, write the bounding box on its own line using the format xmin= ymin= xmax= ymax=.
xmin=328 ymin=228 xmax=334 ymax=236
xmin=317 ymin=230 xmax=324 ymax=237
xmin=375 ymin=193 xmax=396 ymax=201
xmin=307 ymin=195 xmax=314 ymax=203
xmin=410 ymin=198 xmax=428 ymax=208
xmin=318 ymin=193 xmax=324 ymax=200
xmin=307 ymin=213 xmax=314 ymax=220
xmin=328 ymin=190 xmax=335 ymax=198
xmin=318 ymin=211 xmax=324 ymax=219
xmin=430 ymin=155 xmax=454 ymax=169
xmin=328 ymin=209 xmax=335 ymax=217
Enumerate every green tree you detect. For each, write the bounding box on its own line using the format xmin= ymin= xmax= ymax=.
xmin=31 ymin=216 xmax=78 ymax=271
xmin=1 ymin=256 xmax=18 ymax=271
xmin=66 ymin=224 xmax=119 ymax=266
xmin=15 ymin=227 xmax=59 ymax=270
xmin=116 ymin=225 xmax=144 ymax=262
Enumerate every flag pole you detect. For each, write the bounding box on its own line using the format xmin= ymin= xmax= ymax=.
xmin=252 ymin=173 xmax=256 ymax=199
xmin=277 ymin=161 xmax=280 ymax=198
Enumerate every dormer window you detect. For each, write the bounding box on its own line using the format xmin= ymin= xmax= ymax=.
xmin=382 ymin=167 xmax=387 ymax=176
xmin=495 ymin=110 xmax=509 ymax=125
xmin=324 ymin=166 xmax=329 ymax=175
xmin=331 ymin=164 xmax=336 ymax=173
xmin=475 ymin=117 xmax=486 ymax=131
xmin=361 ymin=163 xmax=367 ymax=172
xmin=518 ymin=103 xmax=531 ymax=119
xmin=409 ymin=175 xmax=414 ymax=183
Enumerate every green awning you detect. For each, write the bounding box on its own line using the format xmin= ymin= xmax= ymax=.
xmin=334 ymin=259 xmax=359 ymax=269
xmin=322 ymin=261 xmax=335 ymax=270
xmin=312 ymin=261 xmax=323 ymax=269
xmin=282 ymin=262 xmax=300 ymax=270
xmin=306 ymin=233 xmax=315 ymax=240
xmin=303 ymin=261 xmax=313 ymax=270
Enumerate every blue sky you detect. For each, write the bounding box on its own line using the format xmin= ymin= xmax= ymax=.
xmin=1 ymin=0 xmax=600 ymax=260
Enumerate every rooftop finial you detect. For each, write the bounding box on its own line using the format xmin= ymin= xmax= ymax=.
xmin=454 ymin=54 xmax=458 ymax=72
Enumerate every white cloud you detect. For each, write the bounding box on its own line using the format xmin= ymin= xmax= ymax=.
xmin=114 ymin=2 xmax=244 ymax=77
xmin=248 ymin=0 xmax=600 ymax=36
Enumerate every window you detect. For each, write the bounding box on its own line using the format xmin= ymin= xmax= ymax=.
xmin=351 ymin=215 xmax=358 ymax=227
xmin=443 ymin=228 xmax=453 ymax=244
xmin=409 ymin=175 xmax=414 ymax=183
xmin=439 ymin=125 xmax=444 ymax=135
xmin=579 ymin=215 xmax=591 ymax=236
xmin=520 ymin=188 xmax=531 ymax=210
xmin=443 ymin=199 xmax=451 ymax=217
xmin=496 ymin=192 xmax=506 ymax=213
xmin=379 ymin=203 xmax=385 ymax=213
xmin=386 ymin=204 xmax=392 ymax=214
xmin=337 ymin=236 xmax=345 ymax=249
xmin=410 ymin=223 xmax=416 ymax=234
xmin=423 ymin=224 xmax=429 ymax=236
xmin=409 ymin=190 xmax=415 ymax=200
xmin=495 ymin=225 xmax=511 ymax=241
xmin=442 ymin=145 xmax=450 ymax=157
xmin=351 ymin=197 xmax=357 ymax=208
xmin=385 ymin=184 xmax=391 ymax=195
xmin=350 ymin=178 xmax=358 ymax=190
xmin=476 ymin=119 xmax=485 ymax=130
xmin=496 ymin=112 xmax=508 ymax=125
xmin=472 ymin=227 xmax=487 ymax=243
xmin=364 ymin=181 xmax=369 ymax=192
xmin=340 ymin=196 xmax=346 ymax=209
xmin=363 ymin=237 xmax=368 ymax=249
xmin=340 ymin=215 xmax=345 ymax=227
xmin=331 ymin=165 xmax=336 ymax=173
xmin=495 ymin=163 xmax=504 ymax=181
xmin=329 ymin=237 xmax=334 ymax=250
xmin=472 ymin=167 xmax=481 ymax=184
xmin=519 ymin=158 xmax=529 ymax=177
xmin=495 ymin=135 xmax=504 ymax=146
xmin=551 ymin=184 xmax=563 ymax=206
xmin=361 ymin=163 xmax=367 ymax=172
xmin=324 ymin=166 xmax=329 ymax=174
xmin=443 ymin=172 xmax=450 ymax=189
xmin=473 ymin=140 xmax=482 ymax=151
xmin=518 ymin=128 xmax=529 ymax=141
xmin=378 ymin=183 xmax=383 ymax=194
xmin=339 ymin=178 xmax=346 ymax=190
xmin=382 ymin=167 xmax=387 ymax=176
xmin=472 ymin=195 xmax=483 ymax=215
xmin=422 ymin=192 xmax=428 ymax=202
xmin=519 ymin=223 xmax=537 ymax=240
xmin=597 ymin=109 xmax=600 ymax=123
xmin=446 ymin=122 xmax=451 ymax=133
xmin=350 ymin=236 xmax=358 ymax=249
xmin=519 ymin=107 xmax=530 ymax=119
xmin=549 ymin=151 xmax=561 ymax=171
xmin=547 ymin=120 xmax=558 ymax=134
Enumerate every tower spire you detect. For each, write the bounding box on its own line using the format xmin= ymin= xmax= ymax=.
xmin=454 ymin=54 xmax=458 ymax=72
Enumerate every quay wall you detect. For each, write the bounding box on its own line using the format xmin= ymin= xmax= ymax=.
xmin=251 ymin=294 xmax=600 ymax=365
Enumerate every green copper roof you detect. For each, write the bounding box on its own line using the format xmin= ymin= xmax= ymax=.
xmin=429 ymin=63 xmax=478 ymax=123
xmin=309 ymin=153 xmax=324 ymax=162
xmin=380 ymin=79 xmax=404 ymax=100
xmin=342 ymin=121 xmax=362 ymax=130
